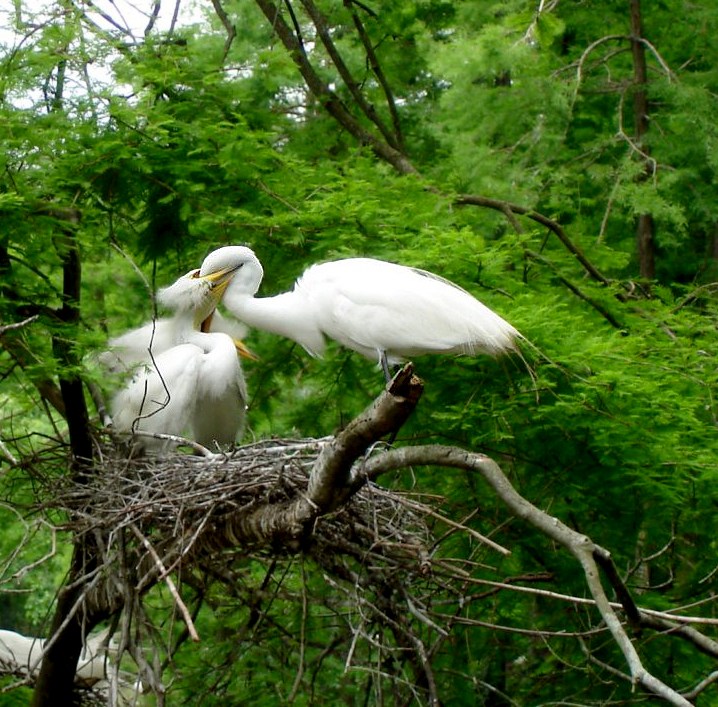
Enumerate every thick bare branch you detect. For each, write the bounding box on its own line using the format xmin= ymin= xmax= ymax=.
xmin=344 ymin=0 xmax=404 ymax=150
xmin=456 ymin=193 xmax=610 ymax=285
xmin=0 ymin=315 xmax=39 ymax=337
xmin=307 ymin=364 xmax=422 ymax=511
xmin=51 ymin=219 xmax=93 ymax=464
xmin=524 ymin=249 xmax=623 ymax=329
xmin=209 ymin=0 xmax=237 ymax=58
xmin=297 ymin=0 xmax=401 ymax=150
xmin=0 ymin=338 xmax=66 ymax=418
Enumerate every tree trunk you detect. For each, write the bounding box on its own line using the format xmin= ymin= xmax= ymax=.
xmin=29 ymin=548 xmax=104 ymax=707
xmin=629 ymin=0 xmax=656 ymax=279
xmin=32 ymin=214 xmax=99 ymax=706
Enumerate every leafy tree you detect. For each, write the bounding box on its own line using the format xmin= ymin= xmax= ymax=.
xmin=1 ymin=0 xmax=717 ymax=705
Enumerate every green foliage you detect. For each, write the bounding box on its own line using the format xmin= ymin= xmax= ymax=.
xmin=2 ymin=0 xmax=718 ymax=704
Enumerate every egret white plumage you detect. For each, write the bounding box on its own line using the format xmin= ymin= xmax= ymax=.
xmin=108 ymin=267 xmax=248 ymax=454
xmin=199 ymin=246 xmax=521 ymax=379
xmin=99 ymin=281 xmax=249 ymax=374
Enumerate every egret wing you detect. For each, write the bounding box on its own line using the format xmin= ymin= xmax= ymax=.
xmin=299 ymin=258 xmax=518 ymax=361
xmin=111 ymin=343 xmax=202 ymax=453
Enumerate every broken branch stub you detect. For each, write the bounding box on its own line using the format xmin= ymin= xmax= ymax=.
xmin=307 ymin=363 xmax=423 ymax=513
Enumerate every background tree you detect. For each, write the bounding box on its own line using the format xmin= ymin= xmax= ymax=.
xmin=1 ymin=0 xmax=718 ymax=704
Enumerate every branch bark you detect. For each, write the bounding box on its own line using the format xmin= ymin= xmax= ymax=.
xmin=32 ymin=212 xmax=100 ymax=707
xmin=209 ymin=0 xmax=236 ymax=58
xmin=360 ymin=445 xmax=692 ymax=706
xmin=201 ymin=364 xmax=423 ymax=550
xmin=307 ymin=364 xmax=422 ymax=511
xmin=297 ymin=0 xmax=401 ymax=151
xmin=51 ymin=219 xmax=93 ymax=463
xmin=252 ymin=0 xmax=418 ymax=175
xmin=456 ymin=194 xmax=610 ymax=285
xmin=344 ymin=0 xmax=404 ymax=151
xmin=524 ymin=249 xmax=623 ymax=329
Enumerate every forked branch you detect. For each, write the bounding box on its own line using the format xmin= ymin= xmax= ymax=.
xmin=360 ymin=445 xmax=692 ymax=706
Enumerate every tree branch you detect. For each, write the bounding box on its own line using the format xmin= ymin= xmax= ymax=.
xmin=200 ymin=364 xmax=422 ymax=550
xmin=0 ymin=315 xmax=39 ymax=337
xmin=51 ymin=218 xmax=93 ymax=464
xmin=297 ymin=0 xmax=400 ymax=151
xmin=209 ymin=0 xmax=237 ymax=59
xmin=524 ymin=249 xmax=624 ymax=329
xmin=344 ymin=0 xmax=404 ymax=150
xmin=360 ymin=445 xmax=692 ymax=706
xmin=252 ymin=0 xmax=417 ymax=175
xmin=456 ymin=193 xmax=610 ymax=285
xmin=307 ymin=364 xmax=422 ymax=511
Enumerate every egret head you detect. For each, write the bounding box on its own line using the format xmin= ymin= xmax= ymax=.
xmin=158 ymin=267 xmax=236 ymax=329
xmin=199 ymin=246 xmax=264 ymax=298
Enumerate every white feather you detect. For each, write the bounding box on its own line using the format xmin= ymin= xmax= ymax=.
xmin=105 ymin=269 xmax=248 ymax=454
xmin=199 ymin=246 xmax=521 ymax=369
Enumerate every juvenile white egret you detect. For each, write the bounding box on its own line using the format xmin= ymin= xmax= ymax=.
xmin=100 ymin=278 xmax=249 ymax=374
xmin=0 ymin=628 xmax=117 ymax=686
xmin=108 ymin=268 xmax=248 ymax=454
xmin=199 ymin=246 xmax=521 ymax=379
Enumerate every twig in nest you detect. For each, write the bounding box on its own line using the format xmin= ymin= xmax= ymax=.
xmin=130 ymin=524 xmax=200 ymax=642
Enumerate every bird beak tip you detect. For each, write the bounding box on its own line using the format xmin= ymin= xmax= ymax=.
xmin=235 ymin=339 xmax=258 ymax=361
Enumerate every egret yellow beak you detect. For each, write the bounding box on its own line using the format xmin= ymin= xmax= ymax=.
xmin=199 ymin=312 xmax=258 ymax=361
xmin=190 ymin=266 xmax=237 ymax=295
xmin=234 ymin=338 xmax=259 ymax=361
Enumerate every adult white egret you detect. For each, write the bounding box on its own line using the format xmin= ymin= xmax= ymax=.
xmin=108 ymin=268 xmax=248 ymax=454
xmin=198 ymin=246 xmax=522 ymax=379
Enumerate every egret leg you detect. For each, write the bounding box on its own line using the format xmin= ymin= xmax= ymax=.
xmin=380 ymin=351 xmax=391 ymax=383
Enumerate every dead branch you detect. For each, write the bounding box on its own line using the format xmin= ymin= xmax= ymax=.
xmin=252 ymin=0 xmax=418 ymax=175
xmin=1 ymin=336 xmax=66 ymax=418
xmin=456 ymin=193 xmax=610 ymax=285
xmin=0 ymin=440 xmax=18 ymax=467
xmin=297 ymin=0 xmax=401 ymax=151
xmin=524 ymin=249 xmax=624 ymax=329
xmin=0 ymin=315 xmax=39 ymax=337
xmin=359 ymin=444 xmax=693 ymax=706
xmin=682 ymin=670 xmax=718 ymax=701
xmin=129 ymin=525 xmax=199 ymax=642
xmin=343 ymin=0 xmax=404 ymax=150
xmin=307 ymin=364 xmax=422 ymax=511
xmin=209 ymin=0 xmax=237 ymax=58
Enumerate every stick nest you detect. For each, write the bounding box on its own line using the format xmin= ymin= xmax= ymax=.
xmin=49 ymin=438 xmax=434 ymax=582
xmin=36 ymin=439 xmax=469 ymax=704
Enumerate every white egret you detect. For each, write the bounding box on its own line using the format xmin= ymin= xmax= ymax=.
xmin=99 ymin=283 xmax=248 ymax=374
xmin=198 ymin=246 xmax=522 ymax=379
xmin=108 ymin=268 xmax=248 ymax=454
xmin=0 ymin=628 xmax=117 ymax=686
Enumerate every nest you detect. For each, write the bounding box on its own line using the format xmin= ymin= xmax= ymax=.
xmin=35 ymin=438 xmax=485 ymax=704
xmin=45 ymin=437 xmax=438 ymax=627
xmin=52 ymin=438 xmax=432 ymax=565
